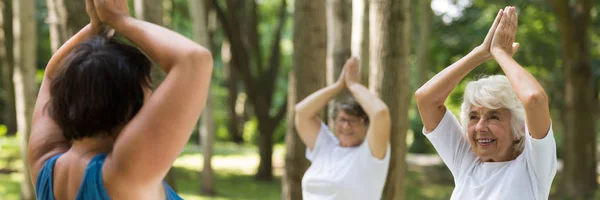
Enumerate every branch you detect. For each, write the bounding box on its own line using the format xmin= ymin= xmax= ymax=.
xmin=263 ymin=0 xmax=288 ymax=100
xmin=271 ymin=98 xmax=288 ymax=126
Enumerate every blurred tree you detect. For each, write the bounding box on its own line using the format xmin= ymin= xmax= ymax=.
xmin=45 ymin=0 xmax=86 ymax=53
xmin=13 ymin=0 xmax=36 ymax=198
xmin=327 ymin=0 xmax=351 ymax=85
xmin=213 ymin=0 xmax=289 ymax=180
xmin=189 ymin=0 xmax=216 ymax=195
xmin=409 ymin=0 xmax=433 ymax=154
xmin=0 ymin=0 xmax=17 ymax=136
xmin=282 ymin=0 xmax=326 ymax=199
xmin=369 ymin=0 xmax=411 ymax=199
xmin=550 ymin=0 xmax=597 ymax=199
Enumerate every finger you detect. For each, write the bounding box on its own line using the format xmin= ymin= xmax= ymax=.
xmin=484 ymin=9 xmax=503 ymax=41
xmin=512 ymin=42 xmax=520 ymax=54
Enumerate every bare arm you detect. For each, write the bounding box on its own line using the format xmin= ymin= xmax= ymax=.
xmin=94 ymin=0 xmax=213 ymax=184
xmin=295 ymin=73 xmax=345 ymax=151
xmin=492 ymin=7 xmax=550 ymax=139
xmin=28 ymin=0 xmax=103 ymax=184
xmin=344 ymin=57 xmax=390 ymax=159
xmin=415 ymin=10 xmax=506 ymax=133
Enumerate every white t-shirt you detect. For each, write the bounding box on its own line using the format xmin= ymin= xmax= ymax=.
xmin=425 ymin=109 xmax=557 ymax=200
xmin=302 ymin=123 xmax=390 ymax=200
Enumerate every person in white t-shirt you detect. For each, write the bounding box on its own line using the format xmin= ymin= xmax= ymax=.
xmin=294 ymin=56 xmax=391 ymax=200
xmin=415 ymin=6 xmax=557 ymax=200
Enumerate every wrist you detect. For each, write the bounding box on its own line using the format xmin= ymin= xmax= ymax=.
xmin=468 ymin=48 xmax=489 ymax=64
xmin=491 ymin=48 xmax=509 ymax=59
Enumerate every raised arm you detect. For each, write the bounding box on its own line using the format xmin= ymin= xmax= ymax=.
xmin=28 ymin=0 xmax=103 ymax=184
xmin=415 ymin=9 xmax=509 ymax=133
xmin=344 ymin=57 xmax=390 ymax=159
xmin=491 ymin=6 xmax=550 ymax=139
xmin=93 ymin=0 xmax=213 ymax=184
xmin=294 ymin=69 xmax=345 ymax=150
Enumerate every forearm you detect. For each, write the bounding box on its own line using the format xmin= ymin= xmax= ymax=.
xmin=493 ymin=51 xmax=548 ymax=103
xmin=415 ymin=49 xmax=487 ymax=106
xmin=110 ymin=17 xmax=208 ymax=72
xmin=45 ymin=24 xmax=97 ymax=79
xmin=347 ymin=83 xmax=389 ymax=117
xmin=295 ymin=83 xmax=344 ymax=119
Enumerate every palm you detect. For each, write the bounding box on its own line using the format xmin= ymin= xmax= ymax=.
xmin=344 ymin=57 xmax=360 ymax=85
xmin=491 ymin=7 xmax=519 ymax=56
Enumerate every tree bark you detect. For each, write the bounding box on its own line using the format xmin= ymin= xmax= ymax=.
xmin=327 ymin=0 xmax=351 ymax=84
xmin=409 ymin=0 xmax=431 ymax=153
xmin=281 ymin=0 xmax=326 ymax=199
xmin=0 ymin=0 xmax=17 ymax=136
xmin=551 ymin=0 xmax=596 ymax=199
xmin=46 ymin=0 xmax=87 ymax=53
xmin=13 ymin=0 xmax=36 ymax=198
xmin=190 ymin=0 xmax=216 ymax=195
xmin=358 ymin=0 xmax=370 ymax=86
xmin=370 ymin=0 xmax=410 ymax=199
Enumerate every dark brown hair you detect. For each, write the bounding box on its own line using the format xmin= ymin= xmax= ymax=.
xmin=48 ymin=36 xmax=151 ymax=141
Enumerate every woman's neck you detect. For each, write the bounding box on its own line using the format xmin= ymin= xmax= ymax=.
xmin=70 ymin=135 xmax=115 ymax=156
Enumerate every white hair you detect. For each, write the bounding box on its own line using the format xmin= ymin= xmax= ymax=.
xmin=460 ymin=75 xmax=526 ymax=153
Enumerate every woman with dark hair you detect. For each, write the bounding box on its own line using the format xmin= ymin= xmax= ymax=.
xmin=28 ymin=0 xmax=212 ymax=199
xmin=294 ymin=57 xmax=391 ymax=200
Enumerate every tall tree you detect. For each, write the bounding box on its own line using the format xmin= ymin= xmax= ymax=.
xmin=45 ymin=0 xmax=87 ymax=53
xmin=409 ymin=0 xmax=432 ymax=153
xmin=0 ymin=0 xmax=16 ymax=136
xmin=282 ymin=0 xmax=326 ymax=199
xmin=190 ymin=0 xmax=216 ymax=195
xmin=370 ymin=0 xmax=410 ymax=199
xmin=327 ymin=0 xmax=351 ymax=84
xmin=353 ymin=0 xmax=369 ymax=85
xmin=13 ymin=0 xmax=36 ymax=198
xmin=551 ymin=0 xmax=597 ymax=199
xmin=213 ymin=0 xmax=289 ymax=180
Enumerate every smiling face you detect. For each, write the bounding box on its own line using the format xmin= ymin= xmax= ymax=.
xmin=334 ymin=110 xmax=368 ymax=147
xmin=467 ymin=106 xmax=517 ymax=162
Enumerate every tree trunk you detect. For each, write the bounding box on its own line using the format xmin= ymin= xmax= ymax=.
xmin=0 ymin=0 xmax=17 ymax=136
xmin=256 ymin=119 xmax=275 ymax=180
xmin=46 ymin=0 xmax=87 ymax=53
xmin=352 ymin=0 xmax=369 ymax=86
xmin=190 ymin=0 xmax=216 ymax=195
xmin=223 ymin=41 xmax=244 ymax=143
xmin=327 ymin=0 xmax=351 ymax=84
xmin=281 ymin=0 xmax=326 ymax=199
xmin=409 ymin=0 xmax=431 ymax=154
xmin=13 ymin=0 xmax=36 ymax=198
xmin=552 ymin=0 xmax=596 ymax=199
xmin=370 ymin=0 xmax=410 ymax=199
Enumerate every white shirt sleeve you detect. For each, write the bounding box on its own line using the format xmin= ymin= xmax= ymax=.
xmin=423 ymin=109 xmax=477 ymax=181
xmin=305 ymin=122 xmax=338 ymax=162
xmin=523 ymin=123 xmax=558 ymax=187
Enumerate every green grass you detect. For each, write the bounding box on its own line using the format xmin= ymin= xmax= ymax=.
xmin=0 ymin=137 xmax=456 ymax=200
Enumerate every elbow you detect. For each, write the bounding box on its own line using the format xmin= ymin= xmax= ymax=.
xmin=522 ymin=90 xmax=548 ymax=108
xmin=414 ymin=87 xmax=439 ymax=108
xmin=372 ymin=106 xmax=390 ymax=121
xmin=179 ymin=46 xmax=213 ymax=71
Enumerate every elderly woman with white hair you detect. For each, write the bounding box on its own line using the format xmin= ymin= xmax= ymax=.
xmin=415 ymin=6 xmax=557 ymax=200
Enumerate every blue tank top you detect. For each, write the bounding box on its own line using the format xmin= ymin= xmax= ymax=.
xmin=35 ymin=153 xmax=182 ymax=200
